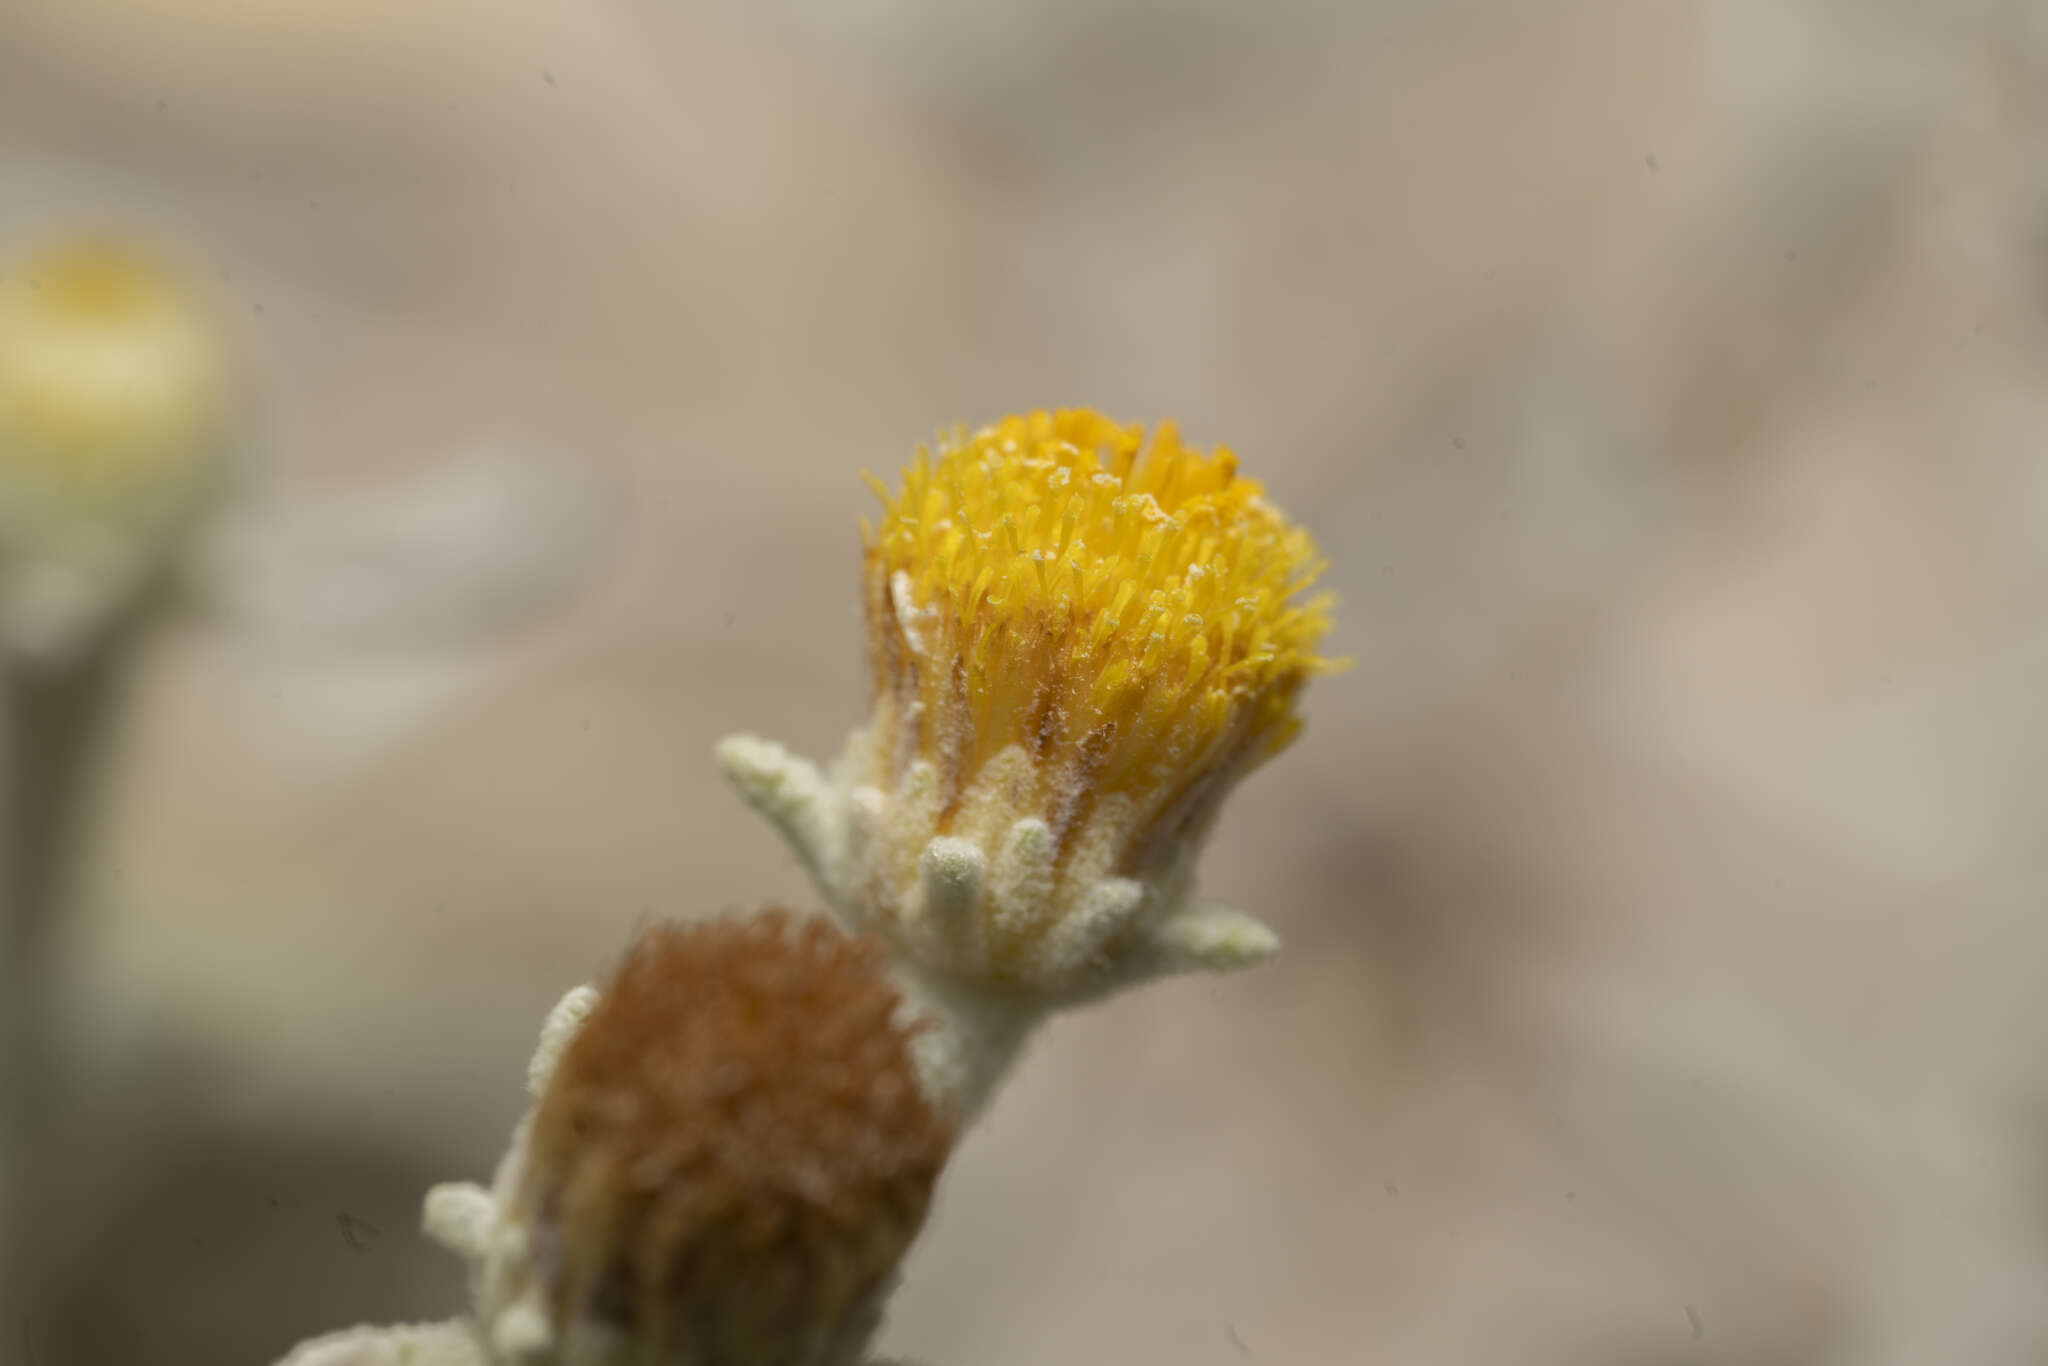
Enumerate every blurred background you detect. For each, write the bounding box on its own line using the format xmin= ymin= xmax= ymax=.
xmin=3 ymin=1 xmax=2047 ymax=1362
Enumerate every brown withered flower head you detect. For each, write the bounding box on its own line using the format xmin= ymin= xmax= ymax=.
xmin=517 ymin=911 xmax=952 ymax=1366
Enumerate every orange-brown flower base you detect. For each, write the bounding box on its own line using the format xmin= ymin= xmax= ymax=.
xmin=424 ymin=913 xmax=952 ymax=1366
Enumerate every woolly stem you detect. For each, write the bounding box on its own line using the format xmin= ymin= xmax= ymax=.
xmin=888 ymin=960 xmax=1044 ymax=1127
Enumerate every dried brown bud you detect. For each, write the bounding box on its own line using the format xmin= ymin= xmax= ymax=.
xmin=521 ymin=911 xmax=952 ymax=1365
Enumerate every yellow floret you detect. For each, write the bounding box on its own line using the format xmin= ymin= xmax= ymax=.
xmin=0 ymin=237 xmax=230 ymax=501
xmin=860 ymin=408 xmax=1336 ymax=874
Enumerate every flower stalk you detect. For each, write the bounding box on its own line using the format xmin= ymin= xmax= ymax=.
xmin=279 ymin=407 xmax=1338 ymax=1362
xmin=0 ymin=234 xmax=237 ymax=1347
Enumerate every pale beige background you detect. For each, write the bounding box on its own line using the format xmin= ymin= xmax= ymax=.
xmin=5 ymin=2 xmax=2048 ymax=1363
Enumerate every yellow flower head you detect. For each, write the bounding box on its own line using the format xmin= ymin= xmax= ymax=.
xmin=0 ymin=235 xmax=239 ymax=657
xmin=718 ymin=409 xmax=1338 ymax=1092
xmin=0 ymin=236 xmax=232 ymax=512
xmin=860 ymin=409 xmax=1334 ymax=874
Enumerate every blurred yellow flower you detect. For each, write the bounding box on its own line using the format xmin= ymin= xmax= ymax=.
xmin=0 ymin=237 xmax=231 ymax=504
xmin=0 ymin=235 xmax=238 ymax=656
